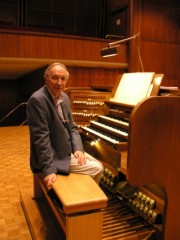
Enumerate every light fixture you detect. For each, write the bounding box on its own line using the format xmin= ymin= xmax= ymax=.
xmin=100 ymin=46 xmax=119 ymax=58
xmin=100 ymin=32 xmax=144 ymax=71
xmin=107 ymin=33 xmax=139 ymax=47
xmin=100 ymin=33 xmax=139 ymax=57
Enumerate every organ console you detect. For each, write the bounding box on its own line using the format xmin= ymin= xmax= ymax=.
xmin=22 ymin=73 xmax=180 ymax=240
xmin=77 ymin=73 xmax=166 ymax=239
xmin=65 ymin=72 xmax=180 ymax=240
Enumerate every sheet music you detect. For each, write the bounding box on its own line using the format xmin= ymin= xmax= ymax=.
xmin=110 ymin=72 xmax=155 ymax=105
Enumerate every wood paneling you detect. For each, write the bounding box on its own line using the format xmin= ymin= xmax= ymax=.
xmin=141 ymin=1 xmax=180 ymax=87
xmin=141 ymin=2 xmax=179 ymax=43
xmin=129 ymin=0 xmax=180 ymax=87
xmin=141 ymin=2 xmax=163 ymax=41
xmin=140 ymin=41 xmax=179 ymax=86
xmin=162 ymin=6 xmax=179 ymax=43
xmin=108 ymin=0 xmax=180 ymax=87
xmin=0 ymin=30 xmax=127 ymax=67
xmin=69 ymin=67 xmax=92 ymax=88
xmin=91 ymin=68 xmax=123 ymax=87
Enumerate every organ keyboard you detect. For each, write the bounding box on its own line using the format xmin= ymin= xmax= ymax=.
xmin=82 ymin=125 xmax=121 ymax=144
xmin=81 ymin=102 xmax=130 ymax=147
xmin=99 ymin=115 xmax=129 ymax=127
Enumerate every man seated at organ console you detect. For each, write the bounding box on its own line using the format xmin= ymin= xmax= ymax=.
xmin=27 ymin=62 xmax=103 ymax=187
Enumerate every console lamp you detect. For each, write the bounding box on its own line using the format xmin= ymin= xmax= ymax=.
xmin=100 ymin=33 xmax=140 ymax=57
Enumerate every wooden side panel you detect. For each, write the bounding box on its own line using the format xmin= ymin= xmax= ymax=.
xmin=127 ymin=96 xmax=180 ymax=240
xmin=66 ymin=212 xmax=103 ymax=240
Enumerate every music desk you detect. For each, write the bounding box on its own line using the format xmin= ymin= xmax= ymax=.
xmin=37 ymin=173 xmax=108 ymax=240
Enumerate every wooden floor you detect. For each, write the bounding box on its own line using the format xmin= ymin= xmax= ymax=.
xmin=0 ymin=126 xmax=33 ymax=240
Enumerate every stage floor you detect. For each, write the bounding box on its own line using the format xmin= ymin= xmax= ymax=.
xmin=0 ymin=126 xmax=32 ymax=240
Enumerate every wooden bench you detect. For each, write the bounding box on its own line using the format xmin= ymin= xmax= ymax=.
xmin=28 ymin=173 xmax=108 ymax=240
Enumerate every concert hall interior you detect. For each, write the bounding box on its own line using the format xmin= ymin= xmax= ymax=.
xmin=0 ymin=0 xmax=180 ymax=240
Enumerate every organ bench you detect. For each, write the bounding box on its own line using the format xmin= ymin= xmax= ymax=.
xmin=21 ymin=173 xmax=108 ymax=240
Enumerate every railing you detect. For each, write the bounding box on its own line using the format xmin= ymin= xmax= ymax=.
xmin=0 ymin=102 xmax=28 ymax=126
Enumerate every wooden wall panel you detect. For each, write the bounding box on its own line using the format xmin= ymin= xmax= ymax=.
xmin=66 ymin=67 xmax=125 ymax=89
xmin=140 ymin=1 xmax=180 ymax=87
xmin=140 ymin=2 xmax=163 ymax=41
xmin=141 ymin=2 xmax=179 ymax=43
xmin=162 ymin=6 xmax=180 ymax=43
xmin=128 ymin=0 xmax=141 ymax=72
xmin=129 ymin=0 xmax=180 ymax=87
xmin=69 ymin=67 xmax=92 ymax=88
xmin=140 ymin=41 xmax=163 ymax=72
xmin=140 ymin=41 xmax=179 ymax=86
xmin=91 ymin=68 xmax=124 ymax=87
xmin=0 ymin=30 xmax=127 ymax=67
xmin=160 ymin=43 xmax=180 ymax=85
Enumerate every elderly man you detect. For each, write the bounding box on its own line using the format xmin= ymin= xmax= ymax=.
xmin=27 ymin=63 xmax=103 ymax=187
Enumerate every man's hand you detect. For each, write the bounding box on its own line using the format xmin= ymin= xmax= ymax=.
xmin=74 ymin=151 xmax=87 ymax=165
xmin=43 ymin=173 xmax=57 ymax=187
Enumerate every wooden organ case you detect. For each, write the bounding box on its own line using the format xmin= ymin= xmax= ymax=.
xmin=75 ymin=72 xmax=180 ymax=240
xmin=127 ymin=96 xmax=180 ymax=240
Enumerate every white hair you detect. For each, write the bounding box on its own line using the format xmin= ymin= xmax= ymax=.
xmin=44 ymin=62 xmax=69 ymax=80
